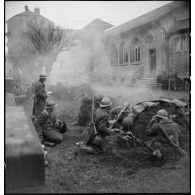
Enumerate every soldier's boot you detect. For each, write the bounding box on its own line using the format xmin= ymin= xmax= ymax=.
xmin=79 ymin=144 xmax=101 ymax=155
xmin=43 ymin=141 xmax=56 ymax=147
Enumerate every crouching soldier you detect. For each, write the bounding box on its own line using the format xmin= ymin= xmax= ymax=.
xmin=34 ymin=100 xmax=68 ymax=145
xmin=86 ymin=97 xmax=118 ymax=153
xmin=109 ymin=102 xmax=137 ymax=148
xmin=109 ymin=102 xmax=136 ymax=132
xmin=145 ymin=109 xmax=186 ymax=168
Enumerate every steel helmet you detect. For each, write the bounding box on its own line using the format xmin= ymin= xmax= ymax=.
xmin=123 ymin=102 xmax=130 ymax=109
xmin=46 ymin=100 xmax=57 ymax=109
xmin=40 ymin=74 xmax=47 ymax=78
xmin=100 ymin=97 xmax=112 ymax=108
xmin=155 ymin=109 xmax=168 ymax=119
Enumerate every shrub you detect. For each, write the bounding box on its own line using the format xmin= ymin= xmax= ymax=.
xmin=156 ymin=71 xmax=168 ymax=89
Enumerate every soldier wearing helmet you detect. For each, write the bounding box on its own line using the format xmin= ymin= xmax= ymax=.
xmin=89 ymin=97 xmax=117 ymax=152
xmin=146 ymin=109 xmax=182 ymax=168
xmin=34 ymin=100 xmax=68 ymax=144
xmin=109 ymin=102 xmax=135 ymax=132
xmin=32 ymin=74 xmax=48 ymax=118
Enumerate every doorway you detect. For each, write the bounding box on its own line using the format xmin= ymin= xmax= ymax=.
xmin=148 ymin=49 xmax=156 ymax=77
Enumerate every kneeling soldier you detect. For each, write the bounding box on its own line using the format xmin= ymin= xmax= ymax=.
xmin=34 ymin=100 xmax=68 ymax=144
xmin=146 ymin=109 xmax=185 ymax=168
xmin=86 ymin=97 xmax=118 ymax=153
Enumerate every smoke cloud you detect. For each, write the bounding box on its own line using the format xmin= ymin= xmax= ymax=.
xmin=48 ymin=31 xmax=165 ymax=107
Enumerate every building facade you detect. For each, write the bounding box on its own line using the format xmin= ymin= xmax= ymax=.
xmin=6 ymin=6 xmax=54 ymax=81
xmin=104 ymin=1 xmax=190 ymax=81
xmin=8 ymin=2 xmax=189 ymax=85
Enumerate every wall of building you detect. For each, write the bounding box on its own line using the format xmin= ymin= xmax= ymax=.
xmin=105 ymin=2 xmax=189 ymax=79
xmin=159 ymin=2 xmax=189 ymax=78
xmin=169 ymin=32 xmax=189 ymax=76
xmin=7 ymin=7 xmax=54 ymax=81
xmin=106 ymin=24 xmax=165 ymax=78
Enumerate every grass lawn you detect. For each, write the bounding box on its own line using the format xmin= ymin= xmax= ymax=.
xmin=20 ymin=86 xmax=190 ymax=193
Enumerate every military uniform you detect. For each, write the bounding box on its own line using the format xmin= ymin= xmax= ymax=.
xmin=13 ymin=86 xmax=22 ymax=96
xmin=146 ymin=118 xmax=181 ymax=163
xmin=33 ymin=109 xmax=65 ymax=144
xmin=90 ymin=107 xmax=113 ymax=152
xmin=32 ymin=80 xmax=47 ymax=117
xmin=110 ymin=105 xmax=135 ymax=131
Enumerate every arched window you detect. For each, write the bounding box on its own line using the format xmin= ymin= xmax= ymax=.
xmin=130 ymin=37 xmax=141 ymax=64
xmin=111 ymin=44 xmax=118 ymax=65
xmin=120 ymin=42 xmax=128 ymax=65
xmin=174 ymin=34 xmax=188 ymax=52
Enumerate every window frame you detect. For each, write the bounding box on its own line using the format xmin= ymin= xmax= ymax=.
xmin=174 ymin=34 xmax=188 ymax=52
xmin=119 ymin=42 xmax=128 ymax=66
xmin=130 ymin=38 xmax=141 ymax=65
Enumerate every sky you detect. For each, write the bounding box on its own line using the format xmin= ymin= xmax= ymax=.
xmin=5 ymin=1 xmax=172 ymax=29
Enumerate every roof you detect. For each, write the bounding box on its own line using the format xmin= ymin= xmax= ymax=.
xmin=82 ymin=18 xmax=113 ymax=31
xmin=7 ymin=10 xmax=54 ymax=25
xmin=104 ymin=1 xmax=188 ymax=36
xmin=7 ymin=11 xmax=34 ymax=22
xmin=167 ymin=19 xmax=189 ymax=34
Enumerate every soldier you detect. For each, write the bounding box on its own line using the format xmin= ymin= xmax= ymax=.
xmin=32 ymin=74 xmax=48 ymax=118
xmin=109 ymin=103 xmax=138 ymax=148
xmin=87 ymin=97 xmax=117 ymax=153
xmin=109 ymin=102 xmax=135 ymax=132
xmin=145 ymin=109 xmax=184 ymax=168
xmin=34 ymin=100 xmax=68 ymax=144
xmin=13 ymin=82 xmax=21 ymax=96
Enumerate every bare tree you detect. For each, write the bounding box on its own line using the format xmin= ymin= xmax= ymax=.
xmin=23 ymin=19 xmax=77 ymax=76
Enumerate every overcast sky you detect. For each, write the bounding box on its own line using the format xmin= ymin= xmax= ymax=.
xmin=5 ymin=1 xmax=172 ymax=29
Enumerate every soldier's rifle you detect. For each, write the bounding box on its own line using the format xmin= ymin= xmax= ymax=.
xmin=86 ymin=97 xmax=98 ymax=145
xmin=91 ymin=97 xmax=97 ymax=136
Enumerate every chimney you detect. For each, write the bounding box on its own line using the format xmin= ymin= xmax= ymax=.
xmin=34 ymin=8 xmax=40 ymax=15
xmin=25 ymin=5 xmax=29 ymax=12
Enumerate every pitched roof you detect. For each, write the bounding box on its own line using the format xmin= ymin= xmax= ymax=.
xmin=7 ymin=9 xmax=54 ymax=24
xmin=104 ymin=1 xmax=188 ymax=36
xmin=7 ymin=9 xmax=32 ymax=21
xmin=82 ymin=18 xmax=113 ymax=31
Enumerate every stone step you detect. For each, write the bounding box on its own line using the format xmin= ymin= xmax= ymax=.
xmin=136 ymin=77 xmax=157 ymax=87
xmin=136 ymin=80 xmax=157 ymax=84
xmin=137 ymin=80 xmax=157 ymax=83
xmin=137 ymin=78 xmax=157 ymax=81
xmin=136 ymin=83 xmax=157 ymax=86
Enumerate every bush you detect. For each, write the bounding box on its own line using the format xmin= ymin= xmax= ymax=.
xmin=156 ymin=71 xmax=168 ymax=89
